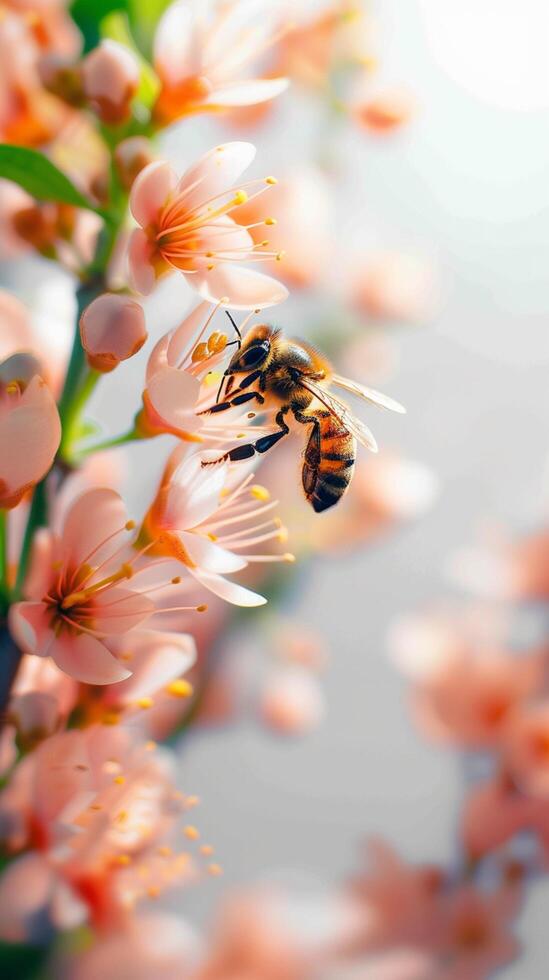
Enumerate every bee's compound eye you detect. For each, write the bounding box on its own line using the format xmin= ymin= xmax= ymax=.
xmin=242 ymin=342 xmax=269 ymax=368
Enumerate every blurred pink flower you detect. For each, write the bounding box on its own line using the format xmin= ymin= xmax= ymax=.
xmin=258 ymin=665 xmax=325 ymax=735
xmin=0 ymin=288 xmax=71 ymax=396
xmin=0 ymin=354 xmax=61 ymax=509
xmin=352 ymin=87 xmax=414 ymax=134
xmin=390 ymin=613 xmax=544 ymax=749
xmin=152 ymin=0 xmax=288 ymax=125
xmin=349 ymin=838 xmax=444 ymax=952
xmin=233 ymin=168 xmax=331 ymax=288
xmin=351 ymin=252 xmax=435 ymax=324
xmin=140 ymin=446 xmax=292 ymax=606
xmin=452 ymin=530 xmax=549 ymax=601
xmin=0 ymin=725 xmax=197 ymax=941
xmin=433 ymin=884 xmax=520 ymax=980
xmin=128 ymin=142 xmax=288 ymax=307
xmin=81 ymin=40 xmax=139 ymax=124
xmin=461 ymin=776 xmax=549 ymax=861
xmin=504 ymin=703 xmax=549 ymax=797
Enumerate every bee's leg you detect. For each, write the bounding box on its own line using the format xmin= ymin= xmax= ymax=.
xmin=201 ymin=370 xmax=264 ymax=415
xmin=201 ymin=409 xmax=290 ymax=466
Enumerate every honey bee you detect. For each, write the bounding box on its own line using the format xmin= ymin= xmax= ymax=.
xmin=201 ymin=317 xmax=405 ymax=512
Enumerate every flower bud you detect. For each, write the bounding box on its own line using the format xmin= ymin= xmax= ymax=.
xmin=9 ymin=692 xmax=60 ymax=749
xmin=80 ymin=293 xmax=147 ymax=373
xmin=114 ymin=137 xmax=156 ymax=190
xmin=81 ymin=40 xmax=139 ymax=124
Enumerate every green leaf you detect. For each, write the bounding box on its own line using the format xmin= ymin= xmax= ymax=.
xmin=100 ymin=12 xmax=160 ymax=110
xmin=70 ymin=0 xmax=128 ymax=53
xmin=0 ymin=145 xmax=100 ymax=213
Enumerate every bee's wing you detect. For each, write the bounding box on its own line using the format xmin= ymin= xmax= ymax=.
xmin=331 ymin=373 xmax=406 ymax=414
xmin=300 ymin=377 xmax=378 ymax=452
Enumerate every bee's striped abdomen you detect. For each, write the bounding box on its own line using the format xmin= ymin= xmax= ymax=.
xmin=301 ymin=409 xmax=356 ymax=512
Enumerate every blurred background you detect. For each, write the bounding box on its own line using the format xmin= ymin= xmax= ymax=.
xmin=3 ymin=0 xmax=549 ymax=974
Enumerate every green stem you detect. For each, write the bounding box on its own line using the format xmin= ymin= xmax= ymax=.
xmin=72 ymin=427 xmax=142 ymax=462
xmin=14 ymin=480 xmax=48 ymax=601
xmin=59 ymin=368 xmax=100 ymax=462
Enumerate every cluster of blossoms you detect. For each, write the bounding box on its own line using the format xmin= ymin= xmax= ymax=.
xmin=0 ymin=1 xmax=441 ymax=978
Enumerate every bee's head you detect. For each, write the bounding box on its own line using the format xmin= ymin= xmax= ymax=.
xmin=225 ymin=323 xmax=276 ymax=376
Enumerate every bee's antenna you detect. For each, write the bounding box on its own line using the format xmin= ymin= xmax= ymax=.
xmin=225 ymin=310 xmax=242 ymax=348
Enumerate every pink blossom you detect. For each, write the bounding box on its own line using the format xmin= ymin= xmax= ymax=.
xmin=152 ymin=0 xmax=288 ymax=125
xmin=351 ymin=252 xmax=436 ymax=324
xmin=9 ymin=489 xmax=156 ymax=684
xmin=128 ymin=142 xmax=288 ymax=307
xmin=0 ymin=288 xmax=71 ymax=396
xmin=139 ymin=446 xmax=293 ymax=606
xmin=0 ymin=725 xmax=198 ymax=940
xmin=0 ymin=354 xmax=61 ymax=509
xmin=504 ymin=703 xmax=549 ymax=797
xmin=258 ymin=665 xmax=325 ymax=735
xmin=389 ymin=613 xmax=544 ymax=749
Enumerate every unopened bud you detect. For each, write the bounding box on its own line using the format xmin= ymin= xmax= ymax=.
xmin=80 ymin=293 xmax=147 ymax=373
xmin=114 ymin=137 xmax=156 ymax=190
xmin=81 ymin=40 xmax=139 ymax=125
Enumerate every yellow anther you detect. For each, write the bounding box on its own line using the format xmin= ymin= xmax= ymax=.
xmin=208 ymin=533 xmax=218 ymax=541
xmin=125 ymin=520 xmax=136 ymax=531
xmin=171 ymin=576 xmax=181 ymax=585
xmin=61 ymin=590 xmax=87 ymax=610
xmin=277 ymin=528 xmax=288 ymax=543
xmin=186 ymin=795 xmax=200 ymax=808
xmin=90 ymin=803 xmax=102 ymax=811
xmin=113 ymin=775 xmax=125 ymax=785
xmin=207 ymin=263 xmax=215 ymax=271
xmin=121 ymin=562 xmax=133 ymax=579
xmin=196 ymin=604 xmax=208 ymax=613
xmin=264 ymin=217 xmax=277 ymax=225
xmin=102 ymin=712 xmax=120 ymax=726
xmin=115 ymin=854 xmax=131 ymax=866
xmin=200 ymin=845 xmax=214 ymax=857
xmin=205 ymin=251 xmax=214 ymax=258
xmin=119 ymin=651 xmax=133 ymax=662
xmin=145 ymin=741 xmax=157 ymax=751
xmin=5 ymin=382 xmax=19 ymax=395
xmin=265 ymin=176 xmax=278 ymax=184
xmin=208 ymin=863 xmax=223 ymax=876
xmin=260 ymin=240 xmax=270 ymax=247
xmin=233 ymin=189 xmax=248 ymax=205
xmin=192 ymin=342 xmax=209 ymax=362
xmin=116 ymin=810 xmax=128 ymax=823
xmin=276 ymin=251 xmax=285 ymax=262
xmin=250 ymin=484 xmax=270 ymax=501
xmin=147 ymin=885 xmax=160 ymax=899
xmin=137 ymin=697 xmax=153 ymax=710
xmin=284 ymin=553 xmax=296 ymax=563
xmin=207 ymin=331 xmax=228 ymax=354
xmin=184 ymin=825 xmax=200 ymax=840
xmin=166 ymin=679 xmax=193 ymax=699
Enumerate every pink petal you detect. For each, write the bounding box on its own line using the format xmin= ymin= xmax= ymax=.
xmin=130 ymin=160 xmax=177 ymax=228
xmin=205 ymin=77 xmax=289 ymax=107
xmin=0 ymin=853 xmax=54 ymax=942
xmin=0 ymin=376 xmax=61 ymax=501
xmin=190 ymin=568 xmax=266 ymax=606
xmin=176 ymin=142 xmax=256 ymax=214
xmin=61 ymin=487 xmax=128 ymax=571
xmin=193 ymin=264 xmax=289 ymax=309
xmin=23 ymin=528 xmax=55 ymax=600
xmin=146 ymin=366 xmax=202 ymax=434
xmin=92 ymin=588 xmax=154 ymax=633
xmin=106 ymin=630 xmax=196 ymax=703
xmin=153 ymin=0 xmax=195 ymax=86
xmin=51 ymin=632 xmax=132 ymax=685
xmin=167 ymin=454 xmax=227 ymax=527
xmin=127 ymin=227 xmax=160 ymax=295
xmin=8 ymin=601 xmax=53 ymax=657
xmin=179 ymin=531 xmax=247 ymax=573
